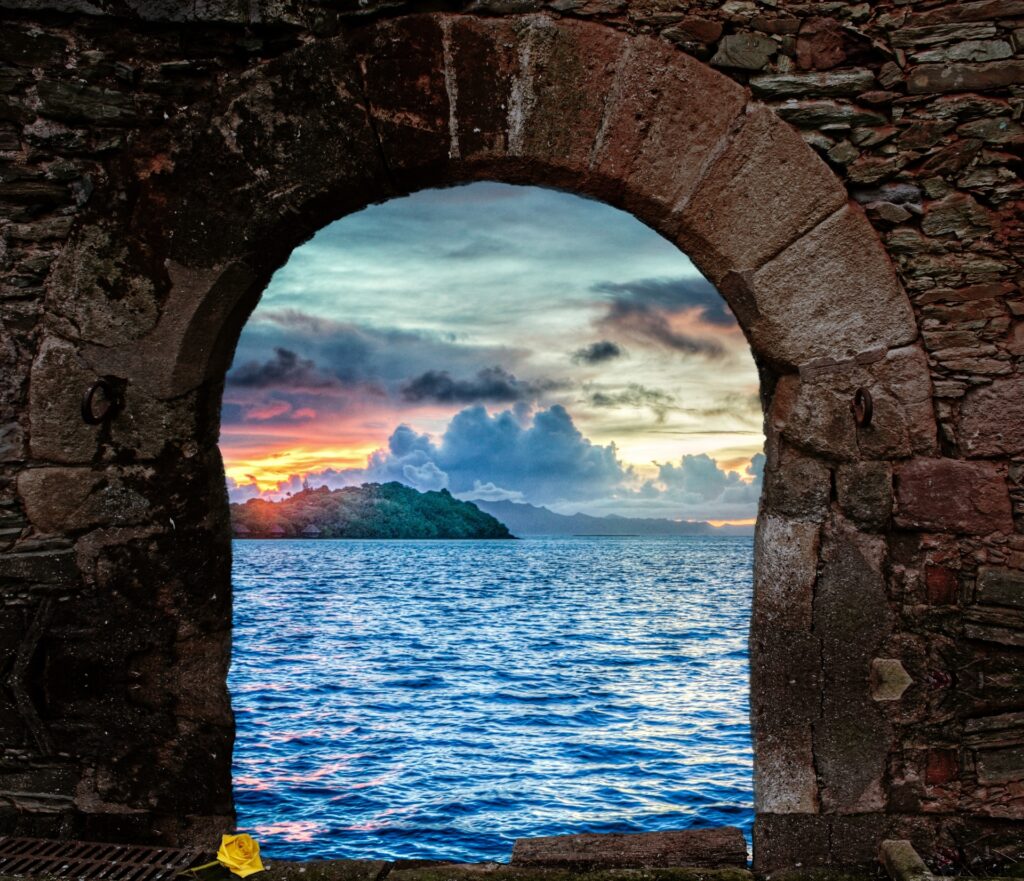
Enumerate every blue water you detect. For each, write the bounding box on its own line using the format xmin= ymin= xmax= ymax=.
xmin=230 ymin=536 xmax=753 ymax=863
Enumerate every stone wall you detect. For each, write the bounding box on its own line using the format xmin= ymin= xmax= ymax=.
xmin=0 ymin=0 xmax=1022 ymax=874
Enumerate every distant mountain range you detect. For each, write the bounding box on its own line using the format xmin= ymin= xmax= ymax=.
xmin=468 ymin=498 xmax=755 ymax=536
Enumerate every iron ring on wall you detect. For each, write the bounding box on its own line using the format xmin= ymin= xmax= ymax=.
xmin=851 ymin=387 xmax=873 ymax=428
xmin=81 ymin=377 xmax=124 ymax=425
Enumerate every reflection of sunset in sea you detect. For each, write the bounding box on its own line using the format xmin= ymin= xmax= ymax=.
xmin=250 ymin=820 xmax=327 ymax=844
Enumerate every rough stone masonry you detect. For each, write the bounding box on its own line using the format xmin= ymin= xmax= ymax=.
xmin=0 ymin=0 xmax=1022 ymax=875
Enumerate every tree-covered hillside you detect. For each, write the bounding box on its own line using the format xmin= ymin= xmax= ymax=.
xmin=231 ymin=482 xmax=514 ymax=540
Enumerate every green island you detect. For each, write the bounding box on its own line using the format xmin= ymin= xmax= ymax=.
xmin=230 ymin=482 xmax=514 ymax=540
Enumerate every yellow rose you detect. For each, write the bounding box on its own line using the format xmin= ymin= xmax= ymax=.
xmin=217 ymin=834 xmax=265 ymax=878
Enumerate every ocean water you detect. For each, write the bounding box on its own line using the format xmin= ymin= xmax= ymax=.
xmin=230 ymin=536 xmax=754 ymax=863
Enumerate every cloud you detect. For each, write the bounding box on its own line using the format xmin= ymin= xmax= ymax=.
xmin=588 ymin=383 xmax=678 ymax=423
xmin=237 ymin=309 xmax=531 ymax=391
xmin=457 ymin=481 xmax=526 ymax=503
xmin=590 ymin=276 xmax=738 ymax=358
xmin=226 ymin=403 xmax=766 ymax=523
xmin=401 ymin=366 xmax=556 ymax=405
xmin=652 ymin=451 xmax=764 ymax=507
xmin=572 ymin=340 xmax=624 ymax=364
xmin=593 ymin=277 xmax=736 ymax=328
xmin=228 ymin=347 xmax=338 ymax=389
xmin=259 ymin=404 xmax=633 ymax=506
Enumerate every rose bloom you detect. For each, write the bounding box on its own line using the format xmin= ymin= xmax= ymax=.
xmin=217 ymin=834 xmax=265 ymax=878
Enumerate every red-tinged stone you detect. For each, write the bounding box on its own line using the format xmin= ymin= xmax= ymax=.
xmin=668 ymin=16 xmax=722 ymax=44
xmin=349 ymin=16 xmax=450 ymax=182
xmin=918 ymin=281 xmax=1014 ymax=304
xmin=447 ymin=17 xmax=520 ymax=165
xmin=925 ymin=749 xmax=959 ymax=785
xmin=895 ymin=459 xmax=1013 ymax=535
xmin=505 ymin=19 xmax=624 ymax=182
xmin=907 ymin=60 xmax=1024 ymax=95
xmin=958 ymin=376 xmax=1024 ymax=457
xmin=796 ymin=17 xmax=872 ymax=71
xmin=926 ymin=565 xmax=959 ymax=604
xmin=590 ymin=34 xmax=746 ymax=226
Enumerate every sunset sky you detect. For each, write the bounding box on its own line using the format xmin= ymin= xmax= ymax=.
xmin=221 ymin=183 xmax=765 ymax=523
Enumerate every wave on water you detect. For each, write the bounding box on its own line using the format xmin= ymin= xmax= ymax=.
xmin=230 ymin=535 xmax=753 ymax=862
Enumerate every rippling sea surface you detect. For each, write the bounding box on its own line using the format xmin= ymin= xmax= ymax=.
xmin=230 ymin=536 xmax=753 ymax=863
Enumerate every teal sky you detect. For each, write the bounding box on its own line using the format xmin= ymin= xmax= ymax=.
xmin=221 ymin=183 xmax=764 ymax=522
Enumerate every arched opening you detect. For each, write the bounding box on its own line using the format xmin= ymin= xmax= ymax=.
xmin=224 ymin=182 xmax=762 ymax=861
xmin=22 ymin=12 xmax=938 ymax=870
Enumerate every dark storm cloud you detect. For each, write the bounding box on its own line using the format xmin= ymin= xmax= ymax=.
xmin=232 ymin=309 xmax=532 ymax=394
xmin=593 ymin=277 xmax=736 ymax=328
xmin=572 ymin=340 xmax=624 ymax=365
xmin=588 ymin=384 xmax=678 ymax=423
xmin=228 ymin=347 xmax=338 ymax=389
xmin=401 ymin=366 xmax=557 ymax=405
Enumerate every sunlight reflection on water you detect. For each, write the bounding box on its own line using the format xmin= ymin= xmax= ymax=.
xmin=230 ymin=536 xmax=753 ymax=862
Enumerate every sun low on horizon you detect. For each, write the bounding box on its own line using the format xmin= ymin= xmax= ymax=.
xmin=220 ymin=182 xmax=764 ymax=525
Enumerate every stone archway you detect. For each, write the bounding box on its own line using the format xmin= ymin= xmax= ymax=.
xmin=13 ymin=11 xmax=945 ymax=872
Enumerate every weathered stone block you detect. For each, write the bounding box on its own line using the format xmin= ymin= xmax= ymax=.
xmin=47 ymin=226 xmax=161 ymax=347
xmin=750 ymin=628 xmax=822 ymax=728
xmin=760 ymin=437 xmax=832 ymax=521
xmin=959 ymin=376 xmax=1024 ymax=457
xmin=724 ymin=207 xmax=917 ymax=367
xmin=752 ymin=814 xmax=830 ymax=872
xmin=977 ymin=566 xmax=1024 ymax=609
xmin=17 ymin=466 xmax=152 ymax=533
xmin=28 ymin=336 xmax=100 ymax=464
xmin=815 ymin=520 xmax=890 ymax=652
xmin=906 ymin=1 xmax=1024 ymax=25
xmin=837 ymin=462 xmax=892 ymax=530
xmin=678 ymin=105 xmax=846 ymax=284
xmin=976 ymin=746 xmax=1024 ymax=784
xmin=753 ymin=726 xmax=817 ymax=813
xmin=895 ymin=459 xmax=1013 ymax=535
xmin=779 ymin=347 xmax=936 ymax=462
xmin=0 ymin=548 xmax=77 ymax=584
xmin=815 ymin=709 xmax=890 ymax=813
xmin=925 ymin=749 xmax=959 ymax=785
xmin=893 ymin=23 xmax=998 ymax=47
xmin=749 ymin=70 xmax=876 ymax=99
xmin=510 ymin=828 xmax=748 ymax=869
xmin=710 ymin=33 xmax=775 ymax=70
xmin=590 ymin=34 xmax=746 ymax=226
xmin=753 ymin=514 xmax=819 ymax=631
xmin=925 ymin=565 xmax=959 ymax=605
xmin=777 ymin=100 xmax=887 ymax=128
xmin=36 ymin=79 xmax=137 ymax=124
xmin=907 ymin=60 xmax=1024 ymax=94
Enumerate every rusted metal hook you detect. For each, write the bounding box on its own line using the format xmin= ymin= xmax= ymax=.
xmin=81 ymin=376 xmax=124 ymax=425
xmin=851 ymin=387 xmax=873 ymax=428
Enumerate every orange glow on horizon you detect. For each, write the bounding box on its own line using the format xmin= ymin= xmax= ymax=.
xmin=707 ymin=518 xmax=757 ymax=528
xmin=224 ymin=444 xmax=379 ymax=491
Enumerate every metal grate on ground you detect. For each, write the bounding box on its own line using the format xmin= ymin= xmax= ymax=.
xmin=0 ymin=836 xmax=201 ymax=881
